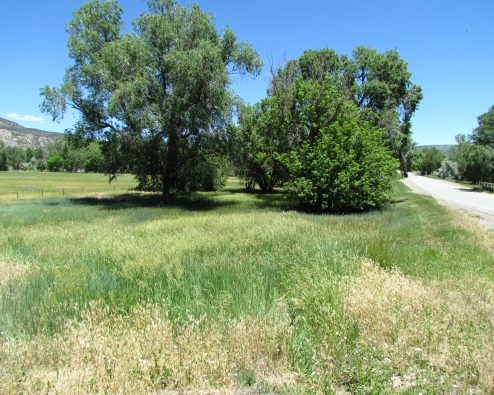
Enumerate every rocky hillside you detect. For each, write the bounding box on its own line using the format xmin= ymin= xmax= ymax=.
xmin=0 ymin=117 xmax=61 ymax=149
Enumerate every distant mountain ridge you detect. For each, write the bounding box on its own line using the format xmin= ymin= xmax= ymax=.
xmin=0 ymin=117 xmax=61 ymax=149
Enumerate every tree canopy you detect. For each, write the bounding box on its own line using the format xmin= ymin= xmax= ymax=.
xmin=471 ymin=105 xmax=494 ymax=147
xmin=419 ymin=147 xmax=444 ymax=175
xmin=267 ymin=47 xmax=422 ymax=176
xmin=236 ymin=50 xmax=401 ymax=211
xmin=41 ymin=0 xmax=262 ymax=202
xmin=236 ymin=47 xmax=421 ymax=199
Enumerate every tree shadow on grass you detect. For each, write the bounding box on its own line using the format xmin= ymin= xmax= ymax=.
xmin=253 ymin=192 xmax=293 ymax=211
xmin=390 ymin=198 xmax=407 ymax=205
xmin=254 ymin=192 xmax=404 ymax=216
xmin=69 ymin=192 xmax=237 ymax=212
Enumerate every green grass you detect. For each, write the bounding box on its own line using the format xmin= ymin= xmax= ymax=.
xmin=0 ymin=172 xmax=493 ymax=393
xmin=0 ymin=171 xmax=136 ymax=201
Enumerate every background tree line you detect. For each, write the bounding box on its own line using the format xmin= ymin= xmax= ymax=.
xmin=0 ymin=137 xmax=106 ymax=173
xmin=40 ymin=0 xmax=424 ymax=212
xmin=408 ymin=106 xmax=494 ymax=184
xmin=0 ymin=142 xmax=44 ymax=171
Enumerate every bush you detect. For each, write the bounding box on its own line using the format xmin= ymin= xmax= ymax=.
xmin=451 ymin=141 xmax=494 ymax=183
xmin=83 ymin=142 xmax=106 ymax=173
xmin=134 ymin=155 xmax=231 ymax=193
xmin=236 ymin=94 xmax=294 ymax=193
xmin=284 ymin=105 xmax=397 ymax=212
xmin=47 ymin=154 xmax=65 ymax=172
xmin=419 ymin=148 xmax=444 ymax=175
xmin=433 ymin=160 xmax=459 ymax=180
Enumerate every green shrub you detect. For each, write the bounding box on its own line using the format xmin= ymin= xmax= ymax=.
xmin=47 ymin=154 xmax=65 ymax=172
xmin=419 ymin=147 xmax=444 ymax=175
xmin=451 ymin=140 xmax=494 ymax=183
xmin=236 ymin=94 xmax=295 ymax=193
xmin=434 ymin=160 xmax=459 ymax=180
xmin=284 ymin=104 xmax=397 ymax=212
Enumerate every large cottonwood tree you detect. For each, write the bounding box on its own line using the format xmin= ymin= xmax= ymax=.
xmin=267 ymin=47 xmax=422 ymax=177
xmin=41 ymin=0 xmax=261 ymax=202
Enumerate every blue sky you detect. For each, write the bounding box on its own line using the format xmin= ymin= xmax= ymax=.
xmin=0 ymin=0 xmax=493 ymax=145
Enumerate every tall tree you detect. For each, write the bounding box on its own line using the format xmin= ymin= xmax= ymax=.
xmin=267 ymin=47 xmax=422 ymax=177
xmin=41 ymin=0 xmax=261 ymax=202
xmin=0 ymin=142 xmax=8 ymax=171
xmin=470 ymin=105 xmax=494 ymax=147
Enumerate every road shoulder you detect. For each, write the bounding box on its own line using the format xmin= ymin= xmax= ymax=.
xmin=402 ymin=174 xmax=494 ymax=230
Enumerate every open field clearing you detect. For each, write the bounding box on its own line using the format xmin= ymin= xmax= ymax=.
xmin=0 ymin=174 xmax=493 ymax=393
xmin=0 ymin=172 xmax=136 ymax=202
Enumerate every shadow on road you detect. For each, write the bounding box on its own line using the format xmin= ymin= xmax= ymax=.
xmin=456 ymin=188 xmax=480 ymax=193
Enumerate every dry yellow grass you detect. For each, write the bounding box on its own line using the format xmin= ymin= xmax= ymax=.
xmin=0 ymin=303 xmax=297 ymax=394
xmin=0 ymin=261 xmax=29 ymax=286
xmin=450 ymin=207 xmax=494 ymax=253
xmin=342 ymin=260 xmax=494 ymax=392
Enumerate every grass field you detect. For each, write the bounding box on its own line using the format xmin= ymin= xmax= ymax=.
xmin=0 ymin=171 xmax=136 ymax=202
xmin=0 ymin=171 xmax=493 ymax=393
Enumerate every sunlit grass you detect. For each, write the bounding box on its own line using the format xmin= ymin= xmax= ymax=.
xmin=0 ymin=171 xmax=136 ymax=202
xmin=0 ymin=173 xmax=492 ymax=393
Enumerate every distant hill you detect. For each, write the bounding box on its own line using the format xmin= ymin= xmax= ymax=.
xmin=417 ymin=145 xmax=456 ymax=156
xmin=0 ymin=117 xmax=61 ymax=149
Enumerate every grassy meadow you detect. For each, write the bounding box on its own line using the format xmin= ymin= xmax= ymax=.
xmin=0 ymin=171 xmax=493 ymax=393
xmin=0 ymin=171 xmax=136 ymax=202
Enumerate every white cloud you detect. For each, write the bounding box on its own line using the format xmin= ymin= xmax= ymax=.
xmin=6 ymin=113 xmax=44 ymax=122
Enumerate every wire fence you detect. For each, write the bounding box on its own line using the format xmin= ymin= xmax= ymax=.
xmin=1 ymin=185 xmax=134 ymax=200
xmin=478 ymin=181 xmax=494 ymax=191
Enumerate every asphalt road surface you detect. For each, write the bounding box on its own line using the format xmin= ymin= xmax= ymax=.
xmin=402 ymin=173 xmax=494 ymax=229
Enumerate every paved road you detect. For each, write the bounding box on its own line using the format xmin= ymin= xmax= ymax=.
xmin=402 ymin=173 xmax=494 ymax=229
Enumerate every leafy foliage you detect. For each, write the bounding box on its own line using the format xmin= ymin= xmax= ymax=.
xmin=41 ymin=0 xmax=261 ymax=202
xmin=46 ymin=138 xmax=107 ymax=173
xmin=0 ymin=141 xmax=45 ymax=171
xmin=405 ymin=147 xmax=423 ymax=172
xmin=283 ymin=99 xmax=396 ymax=212
xmin=268 ymin=47 xmax=422 ymax=176
xmin=471 ymin=105 xmax=494 ymax=147
xmin=451 ymin=136 xmax=494 ymax=183
xmin=237 ymin=48 xmax=407 ymax=211
xmin=433 ymin=160 xmax=460 ymax=180
xmin=419 ymin=147 xmax=444 ymax=175
xmin=0 ymin=142 xmax=8 ymax=171
xmin=235 ymin=90 xmax=297 ymax=192
xmin=447 ymin=106 xmax=494 ymax=184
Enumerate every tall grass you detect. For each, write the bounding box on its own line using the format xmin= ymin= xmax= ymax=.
xmin=0 ymin=175 xmax=493 ymax=393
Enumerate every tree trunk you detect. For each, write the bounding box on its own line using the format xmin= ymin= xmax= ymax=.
xmin=399 ymin=116 xmax=412 ymax=178
xmin=161 ymin=130 xmax=179 ymax=204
